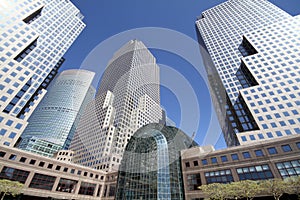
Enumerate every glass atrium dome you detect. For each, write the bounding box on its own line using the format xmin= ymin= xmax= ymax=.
xmin=115 ymin=123 xmax=198 ymax=200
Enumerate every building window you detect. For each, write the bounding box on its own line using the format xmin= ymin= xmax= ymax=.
xmin=63 ymin=167 xmax=68 ymax=172
xmin=285 ymin=130 xmax=292 ymax=135
xmin=254 ymin=150 xmax=264 ymax=157
xmin=193 ymin=160 xmax=199 ymax=167
xmin=281 ymin=144 xmax=292 ymax=152
xmin=258 ymin=134 xmax=264 ymax=139
xmin=47 ymin=164 xmax=53 ymax=169
xmin=236 ymin=164 xmax=273 ymax=181
xmin=221 ymin=155 xmax=228 ymax=162
xmin=109 ymin=185 xmax=116 ymax=197
xmin=29 ymin=159 xmax=36 ymax=165
xmin=276 ymin=160 xmax=300 ymax=178
xmin=3 ymin=142 xmax=10 ymax=146
xmin=23 ymin=7 xmax=43 ymax=24
xmin=231 ymin=154 xmax=239 ymax=161
xmin=102 ymin=185 xmax=107 ymax=197
xmin=97 ymin=185 xmax=102 ymax=197
xmin=205 ymin=169 xmax=233 ymax=184
xmin=0 ymin=129 xmax=7 ymax=136
xmin=8 ymin=132 xmax=16 ymax=139
xmin=0 ymin=151 xmax=6 ymax=157
xmin=187 ymin=174 xmax=201 ymax=190
xmin=56 ymin=178 xmax=77 ymax=193
xmin=249 ymin=135 xmax=255 ymax=141
xmin=211 ymin=157 xmax=217 ymax=164
xmin=14 ymin=39 xmax=37 ymax=62
xmin=267 ymin=132 xmax=273 ymax=138
xmin=241 ymin=136 xmax=247 ymax=141
xmin=185 ymin=162 xmax=190 ymax=168
xmin=38 ymin=161 xmax=45 ymax=167
xmin=5 ymin=120 xmax=13 ymax=126
xmin=0 ymin=167 xmax=29 ymax=183
xmin=15 ymin=123 xmax=23 ymax=130
xmin=202 ymin=159 xmax=208 ymax=165
xmin=19 ymin=157 xmax=27 ymax=163
xmin=29 ymin=173 xmax=56 ymax=190
xmin=242 ymin=152 xmax=251 ymax=159
xmin=56 ymin=166 xmax=61 ymax=171
xmin=296 ymin=142 xmax=300 ymax=149
xmin=276 ymin=131 xmax=283 ymax=137
xmin=9 ymin=154 xmax=16 ymax=160
xmin=78 ymin=182 xmax=96 ymax=196
xmin=267 ymin=147 xmax=278 ymax=155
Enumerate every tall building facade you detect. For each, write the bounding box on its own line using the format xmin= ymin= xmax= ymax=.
xmin=196 ymin=0 xmax=300 ymax=146
xmin=0 ymin=0 xmax=85 ymax=147
xmin=18 ymin=69 xmax=95 ymax=157
xmin=70 ymin=40 xmax=165 ymax=172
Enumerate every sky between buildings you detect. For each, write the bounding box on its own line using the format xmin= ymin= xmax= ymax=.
xmin=61 ymin=0 xmax=300 ymax=149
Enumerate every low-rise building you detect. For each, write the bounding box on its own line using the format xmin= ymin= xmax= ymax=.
xmin=181 ymin=134 xmax=300 ymax=200
xmin=0 ymin=145 xmax=117 ymax=200
xmin=2 ymin=130 xmax=299 ymax=200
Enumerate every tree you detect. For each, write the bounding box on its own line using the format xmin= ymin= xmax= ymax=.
xmin=0 ymin=179 xmax=24 ymax=200
xmin=260 ymin=178 xmax=288 ymax=200
xmin=233 ymin=180 xmax=262 ymax=200
xmin=226 ymin=181 xmax=243 ymax=200
xmin=200 ymin=183 xmax=229 ymax=200
xmin=285 ymin=176 xmax=300 ymax=200
xmin=200 ymin=181 xmax=262 ymax=200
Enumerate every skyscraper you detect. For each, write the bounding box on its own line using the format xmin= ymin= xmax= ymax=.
xmin=70 ymin=40 xmax=165 ymax=171
xmin=0 ymin=0 xmax=85 ymax=147
xmin=18 ymin=69 xmax=95 ymax=157
xmin=196 ymin=0 xmax=300 ymax=146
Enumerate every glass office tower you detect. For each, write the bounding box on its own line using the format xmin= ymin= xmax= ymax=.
xmin=196 ymin=0 xmax=300 ymax=146
xmin=70 ymin=40 xmax=165 ymax=172
xmin=18 ymin=69 xmax=95 ymax=157
xmin=0 ymin=0 xmax=85 ymax=147
xmin=115 ymin=123 xmax=198 ymax=200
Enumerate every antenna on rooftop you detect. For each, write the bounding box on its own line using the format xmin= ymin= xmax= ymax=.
xmin=191 ymin=131 xmax=196 ymax=140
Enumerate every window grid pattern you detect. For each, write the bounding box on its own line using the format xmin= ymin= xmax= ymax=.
xmin=196 ymin=0 xmax=300 ymax=145
xmin=187 ymin=174 xmax=201 ymax=191
xmin=56 ymin=178 xmax=78 ymax=193
xmin=78 ymin=182 xmax=96 ymax=196
xmin=0 ymin=166 xmax=29 ymax=183
xmin=18 ymin=70 xmax=95 ymax=157
xmin=70 ymin=41 xmax=164 ymax=172
xmin=0 ymin=0 xmax=85 ymax=147
xmin=205 ymin=169 xmax=233 ymax=184
xmin=276 ymin=160 xmax=300 ymax=178
xmin=197 ymin=0 xmax=290 ymax=101
xmin=14 ymin=39 xmax=37 ymax=62
xmin=236 ymin=164 xmax=274 ymax=180
xmin=29 ymin=173 xmax=56 ymax=190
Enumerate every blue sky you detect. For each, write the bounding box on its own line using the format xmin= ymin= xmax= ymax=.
xmin=62 ymin=0 xmax=300 ymax=149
